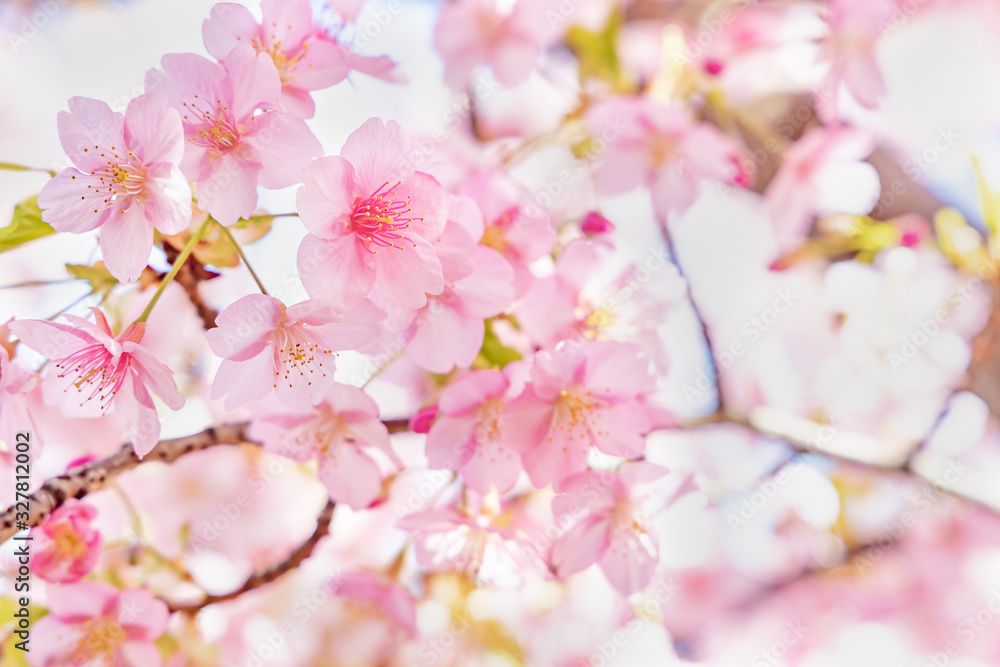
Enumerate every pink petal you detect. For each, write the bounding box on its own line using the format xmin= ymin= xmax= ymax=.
xmin=598 ymin=528 xmax=658 ymax=595
xmin=9 ymin=319 xmax=89 ymax=359
xmin=517 ymin=276 xmax=577 ymax=348
xmin=123 ymin=342 xmax=185 ymax=410
xmin=318 ymin=443 xmax=383 ymax=510
xmin=143 ymin=164 xmax=192 ymax=235
xmin=118 ymin=374 xmax=163 ymax=458
xmin=117 ymin=588 xmax=170 ymax=640
xmin=202 ymin=2 xmax=258 ymax=61
xmin=452 ymin=246 xmax=513 ymax=318
xmin=551 ymin=514 xmax=610 ymax=577
xmin=58 ymin=97 xmax=125 ymax=173
xmin=520 ymin=416 xmax=591 ymax=488
xmin=392 ymin=171 xmax=448 ymax=239
xmin=459 ymin=431 xmax=521 ymax=494
xmin=297 ymin=156 xmax=358 ymax=238
xmin=124 ymin=93 xmax=184 ymax=166
xmin=369 ymin=235 xmax=444 ymax=309
xmin=212 ymin=352 xmax=275 ymax=410
xmin=284 ymin=38 xmax=350 ymax=90
xmin=260 ymin=0 xmax=313 ymax=53
xmin=224 ymin=44 xmax=282 ymax=122
xmin=531 ymin=347 xmax=584 ymax=401
xmin=345 ymin=415 xmax=393 ymax=458
xmin=432 ymin=220 xmax=477 ymax=284
xmin=582 ymin=341 xmax=653 ymax=398
xmin=119 ymin=641 xmax=163 ymax=667
xmin=278 ymin=86 xmax=317 ymax=118
xmin=196 ymin=154 xmax=261 ymax=227
xmin=425 ymin=412 xmax=477 ymax=470
xmin=406 ymin=302 xmax=482 ymax=373
xmin=324 ymin=382 xmax=380 ymax=419
xmin=344 ymin=50 xmax=405 ymax=84
xmin=589 ymin=401 xmax=651 ymax=459
xmin=502 ymin=390 xmax=553 ymax=453
xmin=47 ymin=579 xmax=118 ymax=619
xmin=439 ymin=369 xmax=507 ymax=415
xmin=340 ymin=117 xmax=410 ymax=191
xmin=298 ymin=233 xmax=377 ymax=308
xmin=246 ymin=111 xmax=323 ymax=189
xmin=651 ymin=165 xmax=698 ymax=218
xmin=208 ymin=293 xmax=285 ymax=361
xmin=38 ymin=169 xmax=112 ymax=233
xmin=490 ymin=35 xmax=540 ymax=87
xmin=99 ymin=203 xmax=154 ymax=283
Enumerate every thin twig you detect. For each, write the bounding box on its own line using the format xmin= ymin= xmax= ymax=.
xmin=166 ymin=500 xmax=337 ymax=613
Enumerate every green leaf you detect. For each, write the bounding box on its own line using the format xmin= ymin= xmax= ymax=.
xmin=477 ymin=320 xmax=522 ymax=369
xmin=566 ymin=11 xmax=633 ymax=92
xmin=66 ymin=263 xmax=118 ymax=296
xmin=0 ymin=162 xmax=55 ymax=176
xmin=0 ymin=196 xmax=55 ymax=254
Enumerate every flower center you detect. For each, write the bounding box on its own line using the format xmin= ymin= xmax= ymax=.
xmin=351 ymin=181 xmax=421 ymax=254
xmin=552 ymin=388 xmax=607 ymax=453
xmin=72 ymin=616 xmax=126 ymax=663
xmin=480 ymin=223 xmax=509 ymax=253
xmin=50 ymin=522 xmax=88 ymax=561
xmin=648 ymin=134 xmax=677 ymax=170
xmin=54 ymin=345 xmax=128 ymax=413
xmin=271 ymin=324 xmax=335 ymax=390
xmin=474 ymin=398 xmax=505 ymax=443
xmin=80 ymin=142 xmax=147 ymax=208
xmin=249 ymin=33 xmax=311 ymax=85
xmin=182 ymin=94 xmax=241 ymax=155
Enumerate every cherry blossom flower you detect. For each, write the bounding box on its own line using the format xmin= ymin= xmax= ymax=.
xmin=425 ymin=367 xmax=526 ymax=494
xmin=249 ymin=383 xmax=398 ymax=510
xmin=146 ymin=44 xmax=322 ymax=226
xmin=331 ymin=571 xmax=418 ymax=637
xmin=820 ymin=0 xmax=895 ymax=116
xmin=403 ymin=200 xmax=514 ymax=372
xmin=203 ymin=0 xmax=401 ymax=119
xmin=551 ymin=463 xmax=673 ymax=595
xmin=505 ymin=341 xmax=655 ymax=487
xmin=29 ymin=581 xmax=169 ymax=667
xmin=765 ymin=126 xmax=879 ymax=252
xmin=206 ymin=294 xmax=385 ymax=410
xmin=296 ymin=118 xmax=448 ymax=309
xmin=30 ymin=499 xmax=101 ymax=583
xmin=586 ymin=96 xmax=746 ymax=221
xmin=434 ymin=0 xmax=544 ymax=89
xmin=10 ymin=310 xmax=184 ymax=458
xmin=37 ymin=94 xmax=191 ymax=282
xmin=457 ymin=170 xmax=556 ymax=295
xmin=517 ymin=237 xmax=683 ymax=371
xmin=0 ymin=327 xmax=37 ymax=451
xmin=399 ymin=499 xmax=547 ymax=587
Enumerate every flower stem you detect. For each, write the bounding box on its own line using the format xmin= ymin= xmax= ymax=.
xmin=135 ymin=219 xmax=211 ymax=324
xmin=219 ymin=221 xmax=269 ymax=295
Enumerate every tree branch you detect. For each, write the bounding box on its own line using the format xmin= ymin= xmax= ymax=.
xmin=0 ymin=418 xmax=410 ymax=544
xmin=166 ymin=500 xmax=337 ymax=613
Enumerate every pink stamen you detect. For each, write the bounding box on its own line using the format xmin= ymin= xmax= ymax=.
xmin=351 ymin=181 xmax=422 ymax=254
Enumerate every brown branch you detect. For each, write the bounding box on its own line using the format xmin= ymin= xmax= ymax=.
xmin=166 ymin=500 xmax=337 ymax=614
xmin=0 ymin=418 xmax=410 ymax=544
xmin=174 ymin=259 xmax=218 ymax=330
